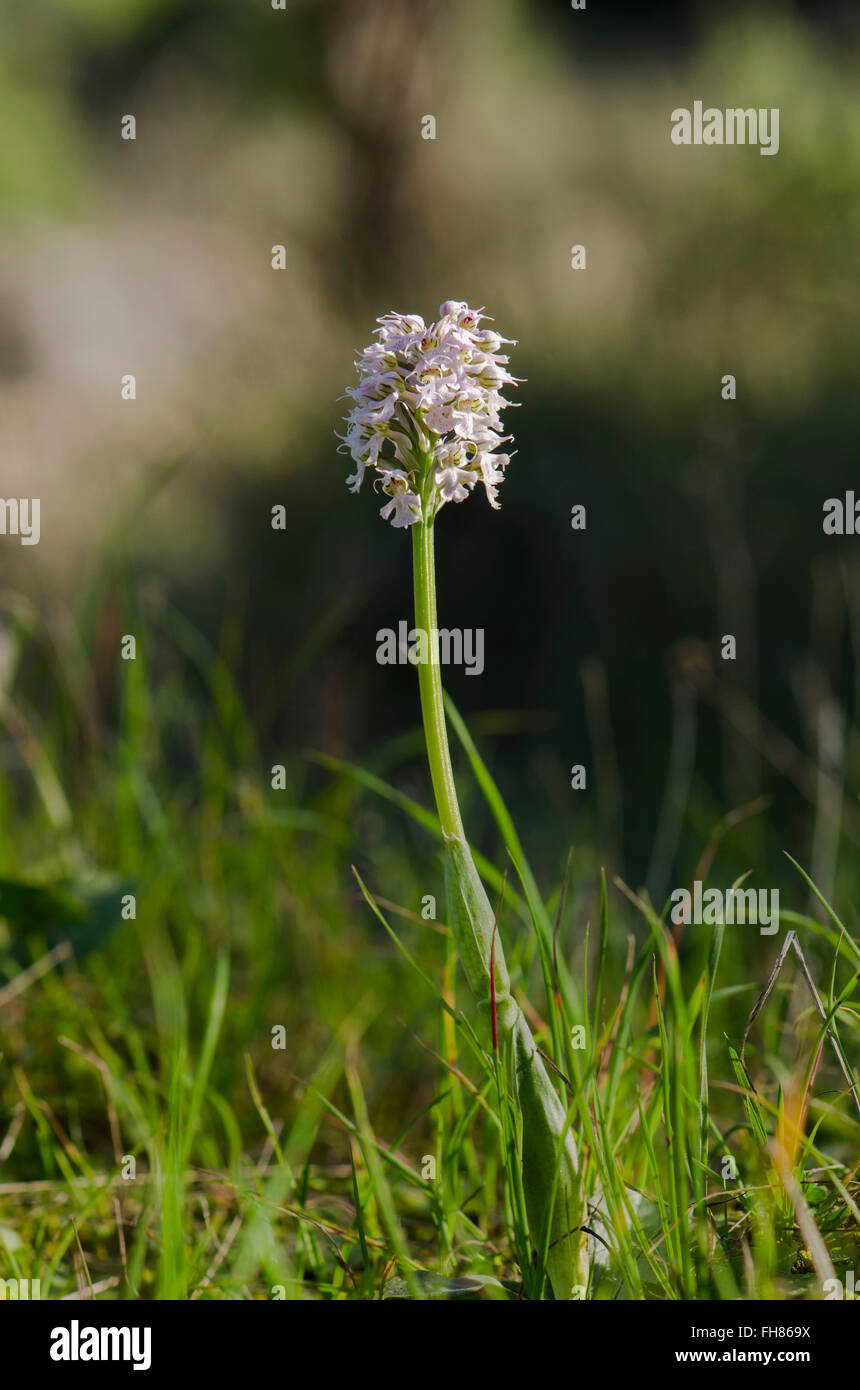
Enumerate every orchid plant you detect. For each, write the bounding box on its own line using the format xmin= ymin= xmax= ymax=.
xmin=341 ymin=301 xmax=587 ymax=1298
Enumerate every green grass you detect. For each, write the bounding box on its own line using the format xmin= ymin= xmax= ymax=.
xmin=0 ymin=580 xmax=858 ymax=1300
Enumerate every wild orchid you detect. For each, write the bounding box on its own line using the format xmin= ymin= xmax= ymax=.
xmin=340 ymin=300 xmax=517 ymax=528
xmin=342 ymin=301 xmax=587 ymax=1298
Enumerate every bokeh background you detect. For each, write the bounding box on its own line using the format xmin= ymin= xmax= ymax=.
xmin=6 ymin=0 xmax=860 ymax=880
xmin=2 ymin=0 xmax=860 ymax=1256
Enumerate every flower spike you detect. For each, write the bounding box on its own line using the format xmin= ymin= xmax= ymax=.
xmin=339 ymin=301 xmax=519 ymax=527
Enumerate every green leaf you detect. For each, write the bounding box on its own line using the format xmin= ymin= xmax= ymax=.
xmin=0 ymin=878 xmax=87 ymax=933
xmin=4 ymin=877 xmax=135 ymax=966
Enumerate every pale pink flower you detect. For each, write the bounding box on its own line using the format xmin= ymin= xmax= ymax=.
xmin=339 ymin=301 xmax=519 ymax=528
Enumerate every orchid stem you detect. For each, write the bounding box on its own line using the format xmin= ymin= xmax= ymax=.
xmin=412 ymin=519 xmax=464 ymax=841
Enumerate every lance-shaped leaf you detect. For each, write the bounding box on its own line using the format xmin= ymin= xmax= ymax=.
xmin=444 ymin=834 xmax=515 ymax=1029
xmin=513 ymin=1013 xmax=586 ymax=1298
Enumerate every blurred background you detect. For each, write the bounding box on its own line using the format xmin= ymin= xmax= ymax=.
xmin=4 ymin=0 xmax=860 ymax=879
xmin=2 ymin=0 xmax=860 ymax=1179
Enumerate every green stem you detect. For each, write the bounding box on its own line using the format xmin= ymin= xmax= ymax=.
xmin=412 ymin=520 xmax=464 ymax=841
xmin=411 ymin=509 xmax=586 ymax=1298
